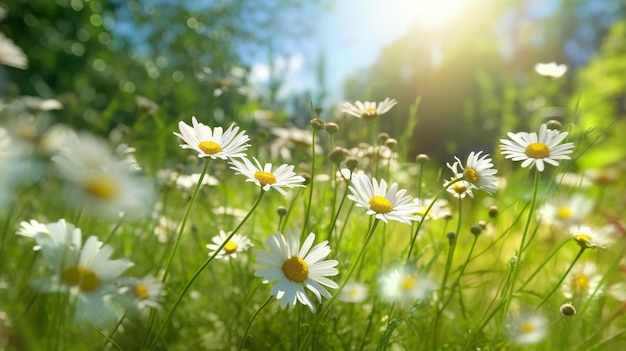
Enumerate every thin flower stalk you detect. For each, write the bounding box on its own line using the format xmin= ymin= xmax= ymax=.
xmin=148 ymin=191 xmax=266 ymax=350
xmin=160 ymin=158 xmax=210 ymax=283
xmin=302 ymin=128 xmax=318 ymax=235
xmin=537 ymin=246 xmax=586 ymax=308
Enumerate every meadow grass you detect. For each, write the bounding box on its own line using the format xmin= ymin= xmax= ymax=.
xmin=1 ymin=103 xmax=625 ymax=351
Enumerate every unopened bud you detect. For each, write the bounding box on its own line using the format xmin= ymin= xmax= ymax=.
xmin=546 ymin=119 xmax=562 ymax=131
xmin=325 ymin=122 xmax=339 ymax=135
xmin=560 ymin=303 xmax=576 ymax=317
xmin=416 ymin=154 xmax=430 ymax=165
xmin=328 ymin=147 xmax=350 ymax=164
xmin=345 ymin=157 xmax=359 ymax=171
xmin=310 ymin=118 xmax=325 ymax=131
xmin=276 ymin=206 xmax=287 ymax=217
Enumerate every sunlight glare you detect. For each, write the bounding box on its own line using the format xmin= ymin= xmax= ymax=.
xmin=387 ymin=0 xmax=470 ymax=30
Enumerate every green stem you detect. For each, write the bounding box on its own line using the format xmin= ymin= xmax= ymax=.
xmin=405 ymin=177 xmax=462 ymax=264
xmin=238 ymin=296 xmax=272 ymax=351
xmin=517 ymin=238 xmax=570 ymax=292
xmin=499 ymin=170 xmax=541 ymax=328
xmin=148 ymin=191 xmax=265 ymax=350
xmin=299 ymin=219 xmax=381 ymax=350
xmin=161 ymin=158 xmax=211 ymax=283
xmin=441 ymin=232 xmax=479 ymax=311
xmin=433 ymin=196 xmax=463 ymax=348
xmin=537 ymin=246 xmax=586 ymax=308
xmin=302 ymin=130 xmax=318 ymax=234
xmin=326 ymin=174 xmax=352 ymax=243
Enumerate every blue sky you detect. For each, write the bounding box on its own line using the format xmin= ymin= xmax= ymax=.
xmin=249 ymin=0 xmax=471 ymax=104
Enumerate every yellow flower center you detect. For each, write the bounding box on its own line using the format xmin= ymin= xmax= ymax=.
xmin=62 ymin=266 xmax=101 ymax=292
xmin=254 ymin=171 xmax=277 ymax=186
xmin=85 ymin=176 xmax=119 ymax=200
xmin=463 ymin=167 xmax=479 ymax=184
xmin=557 ymin=206 xmax=572 ymax=220
xmin=223 ymin=240 xmax=238 ymax=254
xmin=197 ymin=141 xmax=223 ymax=155
xmin=573 ymin=234 xmax=592 ymax=247
xmin=400 ymin=276 xmax=417 ymax=291
xmin=368 ymin=196 xmax=393 ymax=214
xmin=520 ymin=322 xmax=535 ymax=334
xmin=524 ymin=142 xmax=550 ymax=159
xmin=362 ymin=107 xmax=379 ymax=121
xmin=572 ymin=273 xmax=590 ymax=291
xmin=282 ymin=256 xmax=309 ymax=283
xmin=135 ymin=283 xmax=149 ymax=299
xmin=452 ymin=182 xmax=468 ymax=194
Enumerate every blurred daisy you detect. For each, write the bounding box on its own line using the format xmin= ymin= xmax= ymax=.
xmin=447 ymin=151 xmax=498 ymax=194
xmin=534 ymin=62 xmax=567 ymax=79
xmin=254 ymin=229 xmax=339 ymax=312
xmin=52 ymin=132 xmax=154 ymax=218
xmin=569 ymin=225 xmax=614 ymax=249
xmin=206 ymin=230 xmax=253 ymax=260
xmin=606 ymin=282 xmax=626 ymax=302
xmin=16 ymin=219 xmax=49 ymax=240
xmin=537 ymin=194 xmax=593 ymax=227
xmin=230 ymin=156 xmax=305 ymax=195
xmin=562 ymin=262 xmax=602 ymax=299
xmin=555 ymin=172 xmax=592 ymax=188
xmin=500 ymin=123 xmax=574 ymax=172
xmin=584 ymin=168 xmax=619 ymax=186
xmin=118 ymin=275 xmax=165 ymax=311
xmin=0 ymin=32 xmax=27 ymax=69
xmin=0 ymin=128 xmax=40 ymax=207
xmin=342 ymin=98 xmax=397 ymax=121
xmin=444 ymin=176 xmax=474 ymax=199
xmin=348 ymin=174 xmax=420 ymax=224
xmin=174 ymin=172 xmax=220 ymax=190
xmin=508 ymin=312 xmax=548 ymax=345
xmin=174 ymin=116 xmax=250 ymax=160
xmin=32 ymin=235 xmax=133 ymax=328
xmin=339 ymin=281 xmax=369 ymax=304
xmin=413 ymin=198 xmax=451 ymax=222
xmin=135 ymin=95 xmax=159 ymax=115
xmin=379 ymin=267 xmax=436 ymax=304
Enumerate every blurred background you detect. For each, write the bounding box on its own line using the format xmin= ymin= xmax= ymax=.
xmin=1 ymin=0 xmax=625 ymax=168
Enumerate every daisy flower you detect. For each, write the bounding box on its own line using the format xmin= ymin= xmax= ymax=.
xmin=173 ymin=116 xmax=250 ymax=160
xmin=348 ymin=174 xmax=420 ymax=224
xmin=16 ymin=219 xmax=50 ymax=240
xmin=534 ymin=62 xmax=567 ymax=79
xmin=32 ymin=235 xmax=133 ymax=328
xmin=444 ymin=175 xmax=474 ymax=199
xmin=412 ymin=197 xmax=452 ymax=222
xmin=379 ymin=267 xmax=436 ymax=304
xmin=230 ymin=156 xmax=306 ymax=195
xmin=508 ymin=312 xmax=548 ymax=345
xmin=342 ymin=97 xmax=397 ymax=121
xmin=537 ymin=194 xmax=593 ymax=227
xmin=206 ymin=230 xmax=253 ymax=260
xmin=338 ymin=281 xmax=369 ymax=304
xmin=569 ymin=225 xmax=614 ymax=249
xmin=499 ymin=123 xmax=574 ymax=172
xmin=52 ymin=131 xmax=154 ymax=218
xmin=447 ymin=151 xmax=498 ymax=194
xmin=117 ymin=275 xmax=165 ymax=311
xmin=254 ymin=229 xmax=339 ymax=312
xmin=562 ymin=262 xmax=602 ymax=299
xmin=0 ymin=32 xmax=28 ymax=69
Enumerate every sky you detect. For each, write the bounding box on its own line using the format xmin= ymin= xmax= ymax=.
xmin=249 ymin=0 xmax=471 ymax=105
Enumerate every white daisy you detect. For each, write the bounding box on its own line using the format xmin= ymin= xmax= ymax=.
xmin=412 ymin=198 xmax=451 ymax=222
xmin=206 ymin=230 xmax=253 ymax=260
xmin=537 ymin=194 xmax=594 ymax=227
xmin=230 ymin=156 xmax=306 ymax=195
xmin=117 ymin=275 xmax=165 ymax=311
xmin=447 ymin=151 xmax=498 ymax=194
xmin=444 ymin=175 xmax=474 ymax=199
xmin=379 ymin=267 xmax=436 ymax=304
xmin=173 ymin=116 xmax=250 ymax=160
xmin=52 ymin=131 xmax=154 ymax=218
xmin=254 ymin=229 xmax=339 ymax=312
xmin=508 ymin=312 xmax=548 ymax=345
xmin=534 ymin=62 xmax=567 ymax=79
xmin=342 ymin=97 xmax=398 ymax=121
xmin=347 ymin=174 xmax=420 ymax=224
xmin=562 ymin=262 xmax=602 ymax=299
xmin=0 ymin=32 xmax=27 ymax=69
xmin=338 ymin=281 xmax=369 ymax=304
xmin=569 ymin=225 xmax=614 ymax=249
xmin=16 ymin=219 xmax=50 ymax=240
xmin=32 ymin=235 xmax=133 ymax=328
xmin=500 ymin=123 xmax=574 ymax=172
